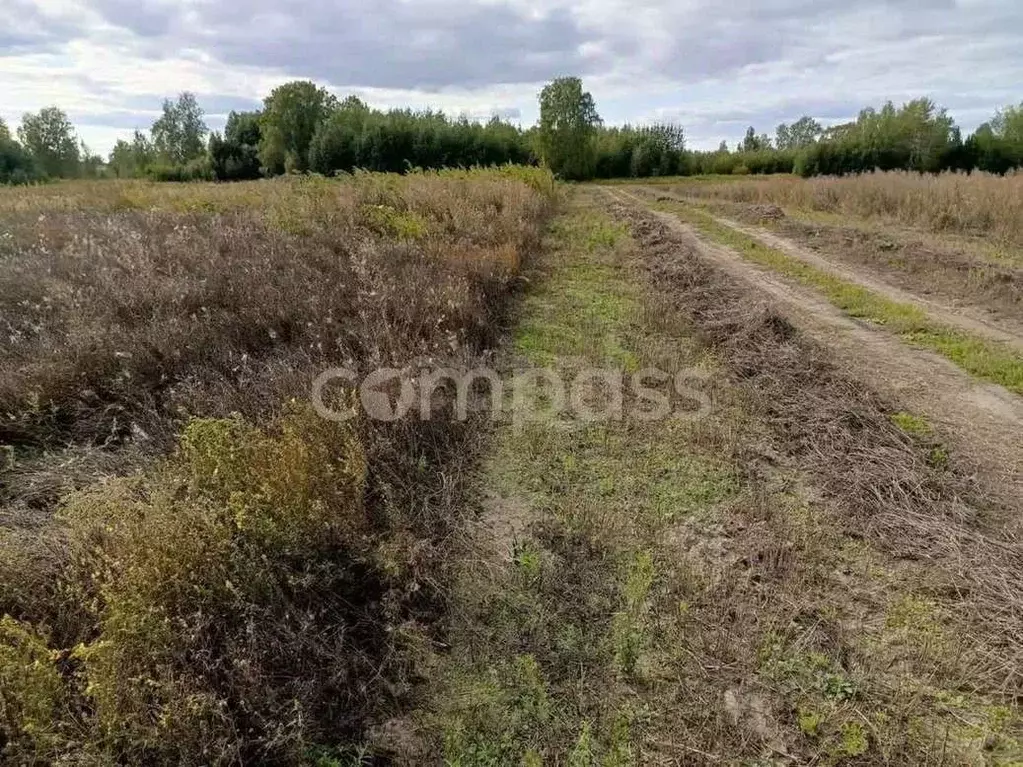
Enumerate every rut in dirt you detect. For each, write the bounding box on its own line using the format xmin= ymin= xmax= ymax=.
xmin=600 ymin=188 xmax=1023 ymax=686
xmin=628 ymin=185 xmax=1023 ymax=352
xmin=604 ymin=187 xmax=1023 ymax=505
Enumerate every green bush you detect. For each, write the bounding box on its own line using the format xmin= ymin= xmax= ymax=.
xmin=145 ymin=156 xmax=214 ymax=182
xmin=0 ymin=407 xmax=393 ymax=763
xmin=0 ymin=617 xmax=67 ymax=761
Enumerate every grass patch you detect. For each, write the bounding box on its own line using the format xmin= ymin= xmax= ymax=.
xmin=891 ymin=411 xmax=933 ymax=437
xmin=513 ymin=212 xmax=642 ymax=370
xmin=427 ymin=197 xmax=742 ymax=762
xmin=664 ymin=202 xmax=1023 ymax=395
xmin=0 ymin=170 xmax=557 ymax=764
xmin=422 ymin=189 xmax=1023 ymax=764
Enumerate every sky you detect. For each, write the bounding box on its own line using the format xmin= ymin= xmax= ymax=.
xmin=2 ymin=0 xmax=1022 ymax=155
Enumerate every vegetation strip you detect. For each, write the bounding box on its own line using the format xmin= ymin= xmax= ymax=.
xmin=658 ymin=200 xmax=1023 ymax=395
xmin=408 ymin=190 xmax=1023 ymax=764
xmin=422 ymin=196 xmax=744 ymax=762
xmin=0 ymin=168 xmax=555 ymax=765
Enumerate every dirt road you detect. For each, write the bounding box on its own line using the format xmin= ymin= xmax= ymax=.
xmin=632 ymin=186 xmax=1023 ymax=351
xmin=604 ymin=186 xmax=1023 ymax=505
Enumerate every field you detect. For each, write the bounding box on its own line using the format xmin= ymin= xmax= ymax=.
xmin=2 ymin=169 xmax=1023 ymax=765
xmin=0 ymin=169 xmax=554 ymax=764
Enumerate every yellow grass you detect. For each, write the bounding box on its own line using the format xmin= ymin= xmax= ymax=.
xmin=668 ymin=170 xmax=1023 ymax=245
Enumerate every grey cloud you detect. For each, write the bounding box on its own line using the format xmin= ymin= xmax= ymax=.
xmin=492 ymin=107 xmax=522 ymax=121
xmin=74 ymin=0 xmax=1023 ymax=98
xmin=11 ymin=0 xmax=1023 ymax=157
xmin=89 ymin=0 xmax=175 ymax=36
xmin=71 ymin=111 xmax=155 ymax=129
xmin=119 ymin=93 xmax=262 ymax=114
xmin=0 ymin=0 xmax=82 ymax=53
xmin=86 ymin=0 xmax=597 ymax=89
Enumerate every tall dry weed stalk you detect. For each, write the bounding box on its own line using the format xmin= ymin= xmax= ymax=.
xmin=676 ymin=170 xmax=1023 ymax=244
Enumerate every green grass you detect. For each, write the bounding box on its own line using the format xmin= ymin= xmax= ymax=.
xmin=421 ymin=191 xmax=1023 ymax=764
xmin=427 ymin=199 xmax=742 ymax=763
xmin=890 ymin=411 xmax=933 ymax=437
xmin=513 ymin=212 xmax=641 ymax=370
xmin=664 ymin=203 xmax=1023 ymax=395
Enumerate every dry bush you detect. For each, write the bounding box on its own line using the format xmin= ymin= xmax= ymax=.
xmin=0 ymin=168 xmax=554 ymax=764
xmin=671 ymin=170 xmax=1023 ymax=244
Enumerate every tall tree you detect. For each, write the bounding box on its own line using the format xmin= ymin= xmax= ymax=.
xmin=740 ymin=126 xmax=770 ymax=152
xmin=537 ymin=77 xmax=601 ymax=180
xmin=776 ymin=116 xmax=823 ymax=150
xmin=17 ymin=107 xmax=80 ymax=178
xmin=209 ymin=111 xmax=263 ymax=180
xmin=0 ymin=122 xmax=38 ymax=184
xmin=259 ymin=81 xmax=338 ymax=174
xmin=109 ymin=130 xmax=156 ymax=178
xmin=151 ymin=93 xmax=208 ymax=165
xmin=991 ymin=103 xmax=1023 ymax=143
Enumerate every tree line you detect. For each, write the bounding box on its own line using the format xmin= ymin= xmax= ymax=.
xmin=2 ymin=78 xmax=1023 ymax=184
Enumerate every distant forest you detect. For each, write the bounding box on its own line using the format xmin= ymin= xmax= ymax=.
xmin=3 ymin=77 xmax=1023 ymax=184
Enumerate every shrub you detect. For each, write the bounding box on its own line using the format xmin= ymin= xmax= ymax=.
xmin=0 ymin=617 xmax=68 ymax=761
xmin=47 ymin=408 xmax=373 ymax=763
xmin=0 ymin=170 xmax=555 ymax=763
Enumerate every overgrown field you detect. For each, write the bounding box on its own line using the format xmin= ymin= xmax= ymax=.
xmin=409 ymin=189 xmax=1023 ymax=764
xmin=0 ymin=168 xmax=554 ymax=764
xmin=4 ymin=169 xmax=1022 ymax=766
xmin=663 ymin=170 xmax=1023 ymax=245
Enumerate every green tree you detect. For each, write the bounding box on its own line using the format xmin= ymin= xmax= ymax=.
xmin=17 ymin=107 xmax=81 ymax=178
xmin=259 ymin=81 xmax=338 ymax=174
xmin=0 ymin=128 xmax=38 ymax=184
xmin=740 ymin=126 xmax=770 ymax=152
xmin=308 ymin=97 xmax=373 ymax=175
xmin=79 ymin=141 xmax=104 ymax=178
xmin=991 ymin=103 xmax=1023 ymax=143
xmin=209 ymin=111 xmax=263 ymax=180
xmin=537 ymin=76 xmax=601 ymax=180
xmin=109 ymin=130 xmax=156 ymax=178
xmin=151 ymin=93 xmax=208 ymax=165
xmin=776 ymin=116 xmax=822 ymax=149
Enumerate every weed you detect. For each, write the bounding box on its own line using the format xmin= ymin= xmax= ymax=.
xmin=567 ymin=721 xmax=595 ymax=767
xmin=890 ymin=411 xmax=932 ymax=436
xmin=666 ymin=170 xmax=1023 ymax=247
xmin=612 ymin=551 xmax=656 ymax=675
xmin=798 ymin=707 xmax=824 ymax=736
xmin=0 ymin=170 xmax=556 ymax=764
xmin=840 ymin=721 xmax=869 ymax=757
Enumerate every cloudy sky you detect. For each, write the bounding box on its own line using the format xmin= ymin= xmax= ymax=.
xmin=3 ymin=0 xmax=1022 ymax=154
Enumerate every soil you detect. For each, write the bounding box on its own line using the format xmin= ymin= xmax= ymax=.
xmin=641 ymin=187 xmax=1023 ymax=336
xmin=606 ymin=187 xmax=1023 ymax=506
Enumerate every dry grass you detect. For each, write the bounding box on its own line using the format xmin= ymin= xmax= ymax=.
xmin=667 ymin=170 xmax=1023 ymax=245
xmin=607 ymin=197 xmax=1023 ymax=761
xmin=0 ymin=168 xmax=554 ymax=765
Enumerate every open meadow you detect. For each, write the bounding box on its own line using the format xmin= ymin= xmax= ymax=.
xmin=2 ymin=169 xmax=1023 ymax=766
